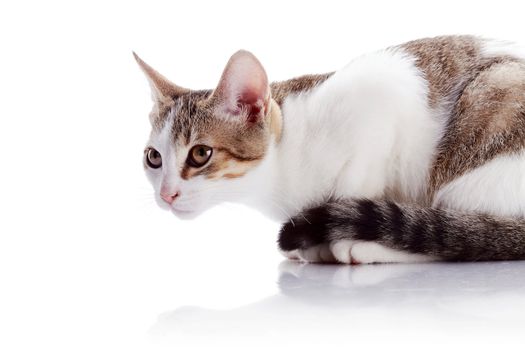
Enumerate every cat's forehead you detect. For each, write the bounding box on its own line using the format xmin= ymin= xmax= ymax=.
xmin=155 ymin=90 xmax=214 ymax=143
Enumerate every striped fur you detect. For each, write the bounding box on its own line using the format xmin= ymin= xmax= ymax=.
xmin=278 ymin=199 xmax=525 ymax=262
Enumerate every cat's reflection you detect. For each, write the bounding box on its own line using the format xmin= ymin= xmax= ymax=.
xmin=277 ymin=260 xmax=525 ymax=306
xmin=150 ymin=261 xmax=525 ymax=342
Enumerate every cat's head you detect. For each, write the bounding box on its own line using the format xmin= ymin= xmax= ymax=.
xmin=135 ymin=51 xmax=281 ymax=219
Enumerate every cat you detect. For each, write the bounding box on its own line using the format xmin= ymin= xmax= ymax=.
xmin=136 ymin=35 xmax=525 ymax=264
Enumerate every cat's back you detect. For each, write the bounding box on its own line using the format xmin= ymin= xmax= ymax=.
xmin=399 ymin=35 xmax=525 ymax=107
xmin=411 ymin=36 xmax=525 ymax=199
xmin=321 ymin=35 xmax=525 ymax=204
xmin=393 ymin=36 xmax=525 ymax=203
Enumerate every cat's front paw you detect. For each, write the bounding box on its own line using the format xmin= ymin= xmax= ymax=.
xmin=291 ymin=240 xmax=394 ymax=265
xmin=278 ymin=248 xmax=300 ymax=260
xmin=296 ymin=244 xmax=337 ymax=263
xmin=278 ymin=246 xmax=336 ymax=263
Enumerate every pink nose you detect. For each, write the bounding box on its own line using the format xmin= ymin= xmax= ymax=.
xmin=161 ymin=191 xmax=179 ymax=205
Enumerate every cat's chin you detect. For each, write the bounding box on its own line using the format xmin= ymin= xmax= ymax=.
xmin=154 ymin=196 xmax=205 ymax=220
xmin=170 ymin=207 xmax=202 ymax=220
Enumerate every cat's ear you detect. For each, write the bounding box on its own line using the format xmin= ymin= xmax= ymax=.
xmin=133 ymin=52 xmax=188 ymax=105
xmin=211 ymin=50 xmax=270 ymax=123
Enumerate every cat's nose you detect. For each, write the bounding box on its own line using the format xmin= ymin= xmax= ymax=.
xmin=160 ymin=191 xmax=180 ymax=205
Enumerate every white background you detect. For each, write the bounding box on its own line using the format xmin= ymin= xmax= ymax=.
xmin=2 ymin=1 xmax=525 ymax=349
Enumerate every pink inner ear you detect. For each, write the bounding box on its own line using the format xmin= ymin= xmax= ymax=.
xmin=237 ymin=91 xmax=265 ymax=123
xmin=215 ymin=50 xmax=269 ymax=123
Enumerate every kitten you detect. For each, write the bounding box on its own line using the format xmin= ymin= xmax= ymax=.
xmin=136 ymin=35 xmax=525 ymax=264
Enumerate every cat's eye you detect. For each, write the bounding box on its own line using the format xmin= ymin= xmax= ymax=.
xmin=187 ymin=145 xmax=213 ymax=168
xmin=145 ymin=148 xmax=162 ymax=169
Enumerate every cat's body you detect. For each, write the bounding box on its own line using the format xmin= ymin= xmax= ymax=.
xmin=137 ymin=35 xmax=525 ymax=264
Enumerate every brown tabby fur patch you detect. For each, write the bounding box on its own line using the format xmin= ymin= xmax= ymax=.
xmin=401 ymin=36 xmax=525 ymax=200
xmin=400 ymin=35 xmax=482 ymax=108
xmin=270 ymin=73 xmax=333 ymax=105
xmin=429 ymin=60 xmax=525 ymax=198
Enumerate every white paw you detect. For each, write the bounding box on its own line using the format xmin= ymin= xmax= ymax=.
xmin=330 ymin=240 xmax=356 ymax=264
xmin=279 ymin=248 xmax=300 ymax=260
xmin=297 ymin=244 xmax=337 ymax=263
xmin=350 ymin=241 xmax=435 ymax=264
xmin=328 ymin=240 xmax=436 ymax=264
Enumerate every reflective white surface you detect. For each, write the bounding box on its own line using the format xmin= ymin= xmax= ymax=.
xmin=151 ymin=261 xmax=525 ymax=349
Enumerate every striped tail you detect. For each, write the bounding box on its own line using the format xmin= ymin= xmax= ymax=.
xmin=278 ymin=198 xmax=525 ymax=262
